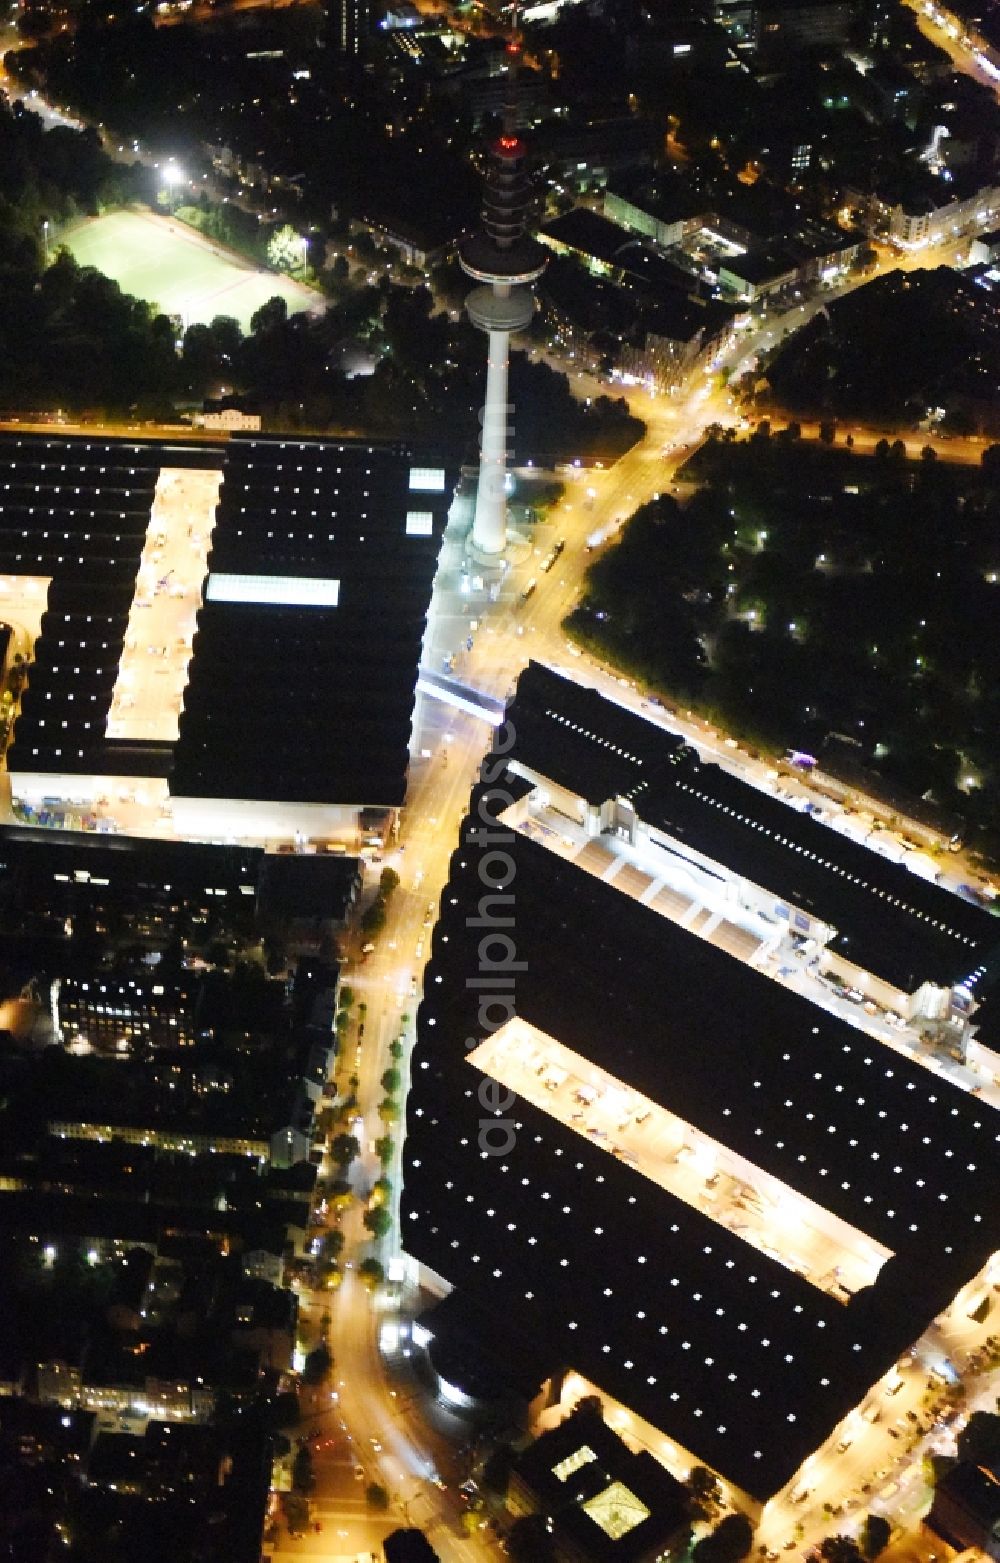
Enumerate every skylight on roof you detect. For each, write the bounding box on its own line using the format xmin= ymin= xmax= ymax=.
xmin=552 ymin=1445 xmax=599 ymax=1482
xmin=205 ymin=573 xmax=340 ymax=608
xmin=408 ymin=466 xmax=446 ymax=492
xmin=581 ymin=1481 xmax=651 ymax=1540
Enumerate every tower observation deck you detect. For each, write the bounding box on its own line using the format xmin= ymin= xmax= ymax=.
xmin=460 ymin=38 xmax=546 ymax=556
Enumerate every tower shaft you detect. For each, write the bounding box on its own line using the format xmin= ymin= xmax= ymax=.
xmin=475 ymin=324 xmax=512 ymax=557
xmin=459 ymin=30 xmax=546 ymax=557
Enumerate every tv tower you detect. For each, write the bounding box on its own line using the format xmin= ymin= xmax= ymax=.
xmin=460 ymin=16 xmax=546 ymax=557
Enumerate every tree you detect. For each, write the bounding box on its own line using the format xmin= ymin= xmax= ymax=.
xmin=366 ymin=1482 xmax=390 ymax=1510
xmin=686 ymin=1466 xmax=722 ymax=1519
xmin=331 ymin=1133 xmax=361 ymax=1166
xmin=329 ymin=1179 xmax=354 ymax=1212
xmin=339 ymin=986 xmax=355 ymax=1009
xmin=819 ymin=1537 xmax=865 ymax=1563
xmin=320 ymin=1230 xmax=345 ymax=1262
xmin=372 ymin=1177 xmax=392 ymax=1205
xmin=389 ymin=1040 xmax=403 ymax=1061
xmin=693 ymin=1513 xmax=755 ymax=1563
xmin=920 ymin=445 xmax=938 ymax=463
xmin=982 ymin=443 xmax=1000 ymax=477
xmin=364 ymin=1205 xmax=392 ymax=1239
xmin=508 ymin=1514 xmax=556 ymax=1562
xmin=860 ymin=1515 xmax=891 ymax=1560
xmin=375 ymin=1134 xmax=394 ymax=1165
xmin=482 ymin=1443 xmax=515 ymax=1498
xmin=358 ymin=1256 xmax=384 ymax=1289
xmin=818 ymin=419 xmax=837 ymax=444
xmin=874 ymin=438 xmax=891 ymax=459
xmin=284 ymin=1491 xmax=309 ymax=1535
xmin=249 ymin=294 xmax=289 ymax=336
xmin=301 ymin=1342 xmax=332 ymax=1384
xmin=352 ymin=231 xmax=379 ymax=263
xmin=361 ymin=898 xmax=387 ymax=935
xmin=925 ymin=1451 xmax=957 ymax=1486
xmin=292 ymin=1445 xmax=314 ymax=1493
xmin=379 ymin=866 xmax=400 ymax=896
xmin=942 ymin=402 xmax=978 ymax=435
xmin=269 ymin=1390 xmax=301 ymax=1431
xmin=381 ymin=1067 xmax=401 ymax=1095
xmin=958 ymin=1410 xmax=1000 ymax=1469
xmin=267 ymin=224 xmax=305 ymax=273
xmin=378 ymin=1097 xmax=400 ymax=1123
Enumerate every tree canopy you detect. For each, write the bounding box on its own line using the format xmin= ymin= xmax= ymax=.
xmin=957 ymin=1411 xmax=1000 ymax=1469
xmin=693 ymin=1512 xmax=755 ymax=1563
xmin=568 ymin=434 xmax=1000 ymax=856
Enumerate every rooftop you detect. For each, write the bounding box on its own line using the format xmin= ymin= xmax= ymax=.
xmin=0 ymin=432 xmax=456 ymax=811
xmin=173 ymin=434 xmax=455 ymax=806
xmin=504 ymin=665 xmax=1000 ymax=994
xmin=0 ymin=433 xmax=222 ymax=780
xmin=402 ymin=665 xmax=1000 ymax=1502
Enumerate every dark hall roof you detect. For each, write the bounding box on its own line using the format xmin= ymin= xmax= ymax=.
xmin=171 ymin=435 xmax=455 ymax=806
xmin=0 ymin=432 xmax=221 ymax=778
xmin=505 ymin=664 xmax=1000 ymax=994
xmin=402 ymin=665 xmax=1000 ymax=1504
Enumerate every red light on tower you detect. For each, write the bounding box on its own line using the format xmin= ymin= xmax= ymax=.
xmin=499 ymin=135 xmax=521 ymax=151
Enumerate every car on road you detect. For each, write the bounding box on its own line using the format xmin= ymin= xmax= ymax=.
xmin=520 ymin=578 xmax=537 ymax=602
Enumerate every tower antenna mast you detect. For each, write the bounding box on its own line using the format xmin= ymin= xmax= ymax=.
xmin=458 ymin=0 xmax=546 ymax=557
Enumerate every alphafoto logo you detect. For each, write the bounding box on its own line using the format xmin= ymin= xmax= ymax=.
xmin=464 ymin=718 xmax=522 ymax=1156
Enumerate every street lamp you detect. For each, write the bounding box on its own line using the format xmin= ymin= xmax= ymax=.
xmin=163 ymin=161 xmax=185 ymax=212
xmin=42 ymin=220 xmax=49 ymax=264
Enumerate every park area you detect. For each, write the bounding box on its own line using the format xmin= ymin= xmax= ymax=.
xmin=59 ymin=209 xmax=320 ymax=332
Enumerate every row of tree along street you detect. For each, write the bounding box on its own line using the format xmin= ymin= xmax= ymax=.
xmin=566 ymin=429 xmax=1000 ymax=861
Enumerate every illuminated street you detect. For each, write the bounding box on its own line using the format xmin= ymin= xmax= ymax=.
xmin=903 ymin=0 xmax=1000 ymax=97
xmin=1 ymin=0 xmax=999 ymax=1548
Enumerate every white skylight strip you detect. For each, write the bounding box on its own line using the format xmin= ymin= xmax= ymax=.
xmin=408 ymin=466 xmax=446 ymax=492
xmin=205 ymin=573 xmax=339 ymax=608
xmin=466 ymin=1017 xmax=893 ymax=1302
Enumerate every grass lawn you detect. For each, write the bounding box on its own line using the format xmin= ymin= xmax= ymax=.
xmin=60 ymin=209 xmax=319 ymax=332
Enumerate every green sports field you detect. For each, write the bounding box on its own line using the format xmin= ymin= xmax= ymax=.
xmin=61 ymin=209 xmax=319 ymax=332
